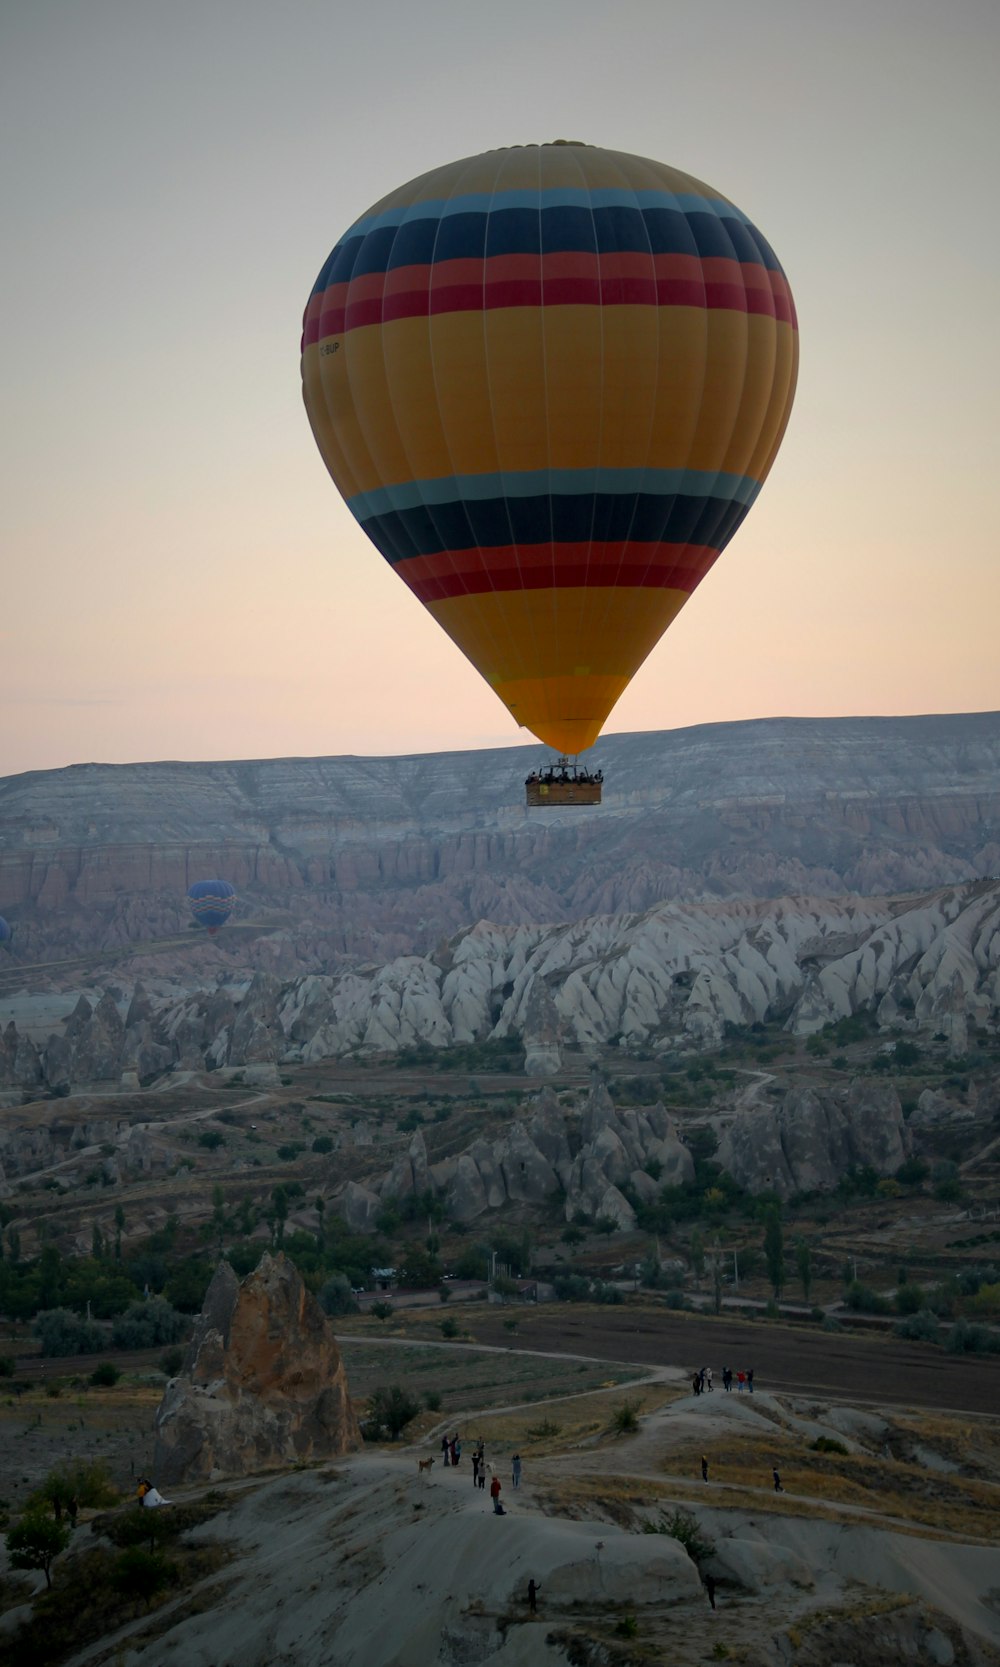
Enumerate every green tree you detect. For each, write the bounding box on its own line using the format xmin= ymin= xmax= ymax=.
xmin=689 ymin=1228 xmax=705 ymax=1280
xmin=763 ymin=1208 xmax=785 ymax=1299
xmin=270 ymin=1185 xmax=289 ymax=1247
xmin=314 ymin=1195 xmax=326 ymax=1251
xmin=114 ymin=1204 xmax=126 ymax=1261
xmin=795 ymin=1238 xmax=812 ymax=1303
xmin=6 ymin=1511 xmax=71 ymax=1588
xmin=366 ymin=1384 xmax=420 ymax=1441
xmin=111 ymin=1546 xmax=172 ymax=1607
xmin=370 ymin=1301 xmax=394 ymax=1323
xmin=111 ymin=1296 xmax=185 ymax=1350
xmin=318 ymin=1274 xmax=358 ymax=1317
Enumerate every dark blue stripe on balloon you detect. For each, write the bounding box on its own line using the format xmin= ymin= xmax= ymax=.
xmin=357 ymin=492 xmax=751 ymax=564
xmin=315 ymin=204 xmax=784 ymax=291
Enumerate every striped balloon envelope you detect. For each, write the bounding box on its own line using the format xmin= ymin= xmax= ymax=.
xmin=187 ymin=880 xmax=236 ymax=935
xmin=301 ymin=143 xmax=798 ymax=756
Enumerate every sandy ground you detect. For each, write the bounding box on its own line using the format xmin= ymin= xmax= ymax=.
xmin=1 ymin=1379 xmax=995 ymax=1667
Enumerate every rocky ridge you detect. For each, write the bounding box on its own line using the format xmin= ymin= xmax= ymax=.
xmin=2 ymin=882 xmax=995 ymax=1111
xmin=1 ymin=711 xmax=998 ymax=970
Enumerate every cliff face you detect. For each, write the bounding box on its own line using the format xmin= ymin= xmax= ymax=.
xmin=1 ymin=712 xmax=998 ymax=969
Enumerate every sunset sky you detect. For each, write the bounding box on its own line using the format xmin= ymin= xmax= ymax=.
xmin=2 ymin=0 xmax=997 ymax=778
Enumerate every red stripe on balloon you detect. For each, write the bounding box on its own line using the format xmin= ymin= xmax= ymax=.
xmin=302 ymin=254 xmax=795 ymax=344
xmin=392 ymin=541 xmax=719 ymax=602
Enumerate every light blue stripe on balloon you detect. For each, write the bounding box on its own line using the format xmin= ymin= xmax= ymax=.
xmin=347 ymin=468 xmax=762 ymax=521
xmin=344 ymin=188 xmax=749 ymax=241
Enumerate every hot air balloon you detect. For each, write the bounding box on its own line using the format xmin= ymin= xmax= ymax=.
xmin=301 ymin=143 xmax=798 ymax=805
xmin=187 ymin=880 xmax=236 ymax=936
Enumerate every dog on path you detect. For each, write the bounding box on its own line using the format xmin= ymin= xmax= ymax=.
xmin=418 ymin=1457 xmax=435 ymax=1475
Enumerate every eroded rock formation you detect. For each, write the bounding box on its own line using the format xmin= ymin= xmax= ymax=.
xmin=153 ymin=1253 xmax=360 ymax=1484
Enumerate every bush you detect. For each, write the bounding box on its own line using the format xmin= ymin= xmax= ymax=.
xmin=365 ymin=1385 xmax=421 ymax=1441
xmin=0 ymin=1355 xmax=15 ymax=1377
xmin=370 ymin=1301 xmax=394 ymax=1323
xmin=27 ymin=1459 xmax=118 ymax=1521
xmin=90 ymin=1362 xmax=120 ymax=1387
xmin=845 ymin=1281 xmax=891 ymax=1315
xmin=809 ymin=1436 xmax=848 ymax=1454
xmin=894 ymin=1282 xmax=927 ymax=1315
xmin=644 ymin=1507 xmax=715 ymax=1565
xmin=197 ymin=1130 xmax=224 ymax=1150
xmin=110 ymin=1546 xmax=172 ymax=1607
xmin=34 ymin=1308 xmax=106 ymax=1357
xmin=159 ymin=1346 xmax=186 ymax=1377
xmin=894 ymin=1309 xmax=941 ymax=1343
xmin=440 ymin=1317 xmax=459 ymax=1339
xmin=611 ymin=1399 xmax=640 ymax=1434
xmin=111 ymin=1297 xmax=186 ymax=1350
xmin=424 ymin=1391 xmax=442 ymax=1412
xmin=311 ymin=1136 xmax=334 ymax=1154
xmin=318 ymin=1275 xmax=358 ymax=1317
xmin=946 ymin=1319 xmax=1000 ymax=1355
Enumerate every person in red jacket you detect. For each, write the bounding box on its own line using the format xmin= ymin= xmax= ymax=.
xmin=490 ymin=1473 xmax=504 ymax=1514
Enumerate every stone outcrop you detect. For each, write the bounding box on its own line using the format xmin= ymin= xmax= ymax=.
xmin=343 ymin=1078 xmax=694 ymax=1231
xmin=153 ymin=1253 xmax=360 ymax=1485
xmin=716 ymin=1079 xmax=910 ymax=1199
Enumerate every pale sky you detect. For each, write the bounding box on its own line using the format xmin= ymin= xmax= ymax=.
xmin=2 ymin=0 xmax=998 ymax=777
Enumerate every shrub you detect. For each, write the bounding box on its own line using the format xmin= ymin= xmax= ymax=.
xmin=318 ymin=1275 xmax=358 ymax=1317
xmin=27 ymin=1459 xmax=118 ymax=1521
xmin=611 ymin=1400 xmax=640 ymax=1434
xmin=197 ymin=1130 xmax=224 ymax=1150
xmin=821 ymin=1316 xmax=844 ymax=1333
xmin=424 ymin=1391 xmax=441 ymax=1412
xmin=159 ymin=1346 xmax=186 ymax=1377
xmin=809 ymin=1436 xmax=848 ymax=1455
xmin=0 ymin=1355 xmax=15 ymax=1377
xmin=370 ymin=1301 xmax=394 ymax=1323
xmin=311 ymin=1136 xmax=334 ymax=1154
xmin=34 ymin=1308 xmax=106 ymax=1357
xmin=946 ymin=1319 xmax=1000 ymax=1355
xmin=845 ymin=1281 xmax=890 ymax=1315
xmin=894 ymin=1282 xmax=927 ymax=1315
xmin=644 ymin=1507 xmax=715 ymax=1565
xmin=894 ymin=1309 xmax=941 ymax=1343
xmin=111 ymin=1546 xmax=173 ymax=1607
xmin=440 ymin=1317 xmax=459 ymax=1339
xmin=111 ymin=1297 xmax=186 ymax=1350
xmin=365 ymin=1385 xmax=421 ymax=1441
xmin=90 ymin=1362 xmax=120 ymax=1387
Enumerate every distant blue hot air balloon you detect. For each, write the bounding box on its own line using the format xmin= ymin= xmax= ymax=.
xmin=187 ymin=880 xmax=236 ymax=936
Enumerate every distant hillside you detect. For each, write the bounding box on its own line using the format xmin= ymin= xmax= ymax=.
xmin=0 ymin=712 xmax=998 ymax=970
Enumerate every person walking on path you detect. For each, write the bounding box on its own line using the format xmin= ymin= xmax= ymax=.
xmin=441 ymin=1435 xmax=450 ymax=1466
xmin=472 ymin=1452 xmax=480 ymax=1487
xmin=701 ymin=1455 xmax=709 ymax=1482
xmin=706 ymin=1367 xmax=713 ymax=1392
xmin=722 ymin=1367 xmax=732 ymax=1392
xmin=773 ymin=1467 xmax=784 ymax=1493
xmin=705 ymin=1573 xmax=716 ymax=1609
xmin=490 ymin=1473 xmax=504 ymax=1514
xmin=527 ymin=1578 xmax=540 ymax=1613
xmin=747 ymin=1368 xmax=754 ymax=1394
xmin=692 ymin=1372 xmax=702 ymax=1396
xmin=736 ymin=1371 xmax=745 ymax=1393
xmin=512 ymin=1453 xmax=522 ymax=1489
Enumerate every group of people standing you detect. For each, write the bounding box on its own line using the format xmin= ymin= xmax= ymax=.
xmin=691 ymin=1366 xmax=754 ymax=1395
xmin=439 ymin=1436 xmax=523 ymax=1513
